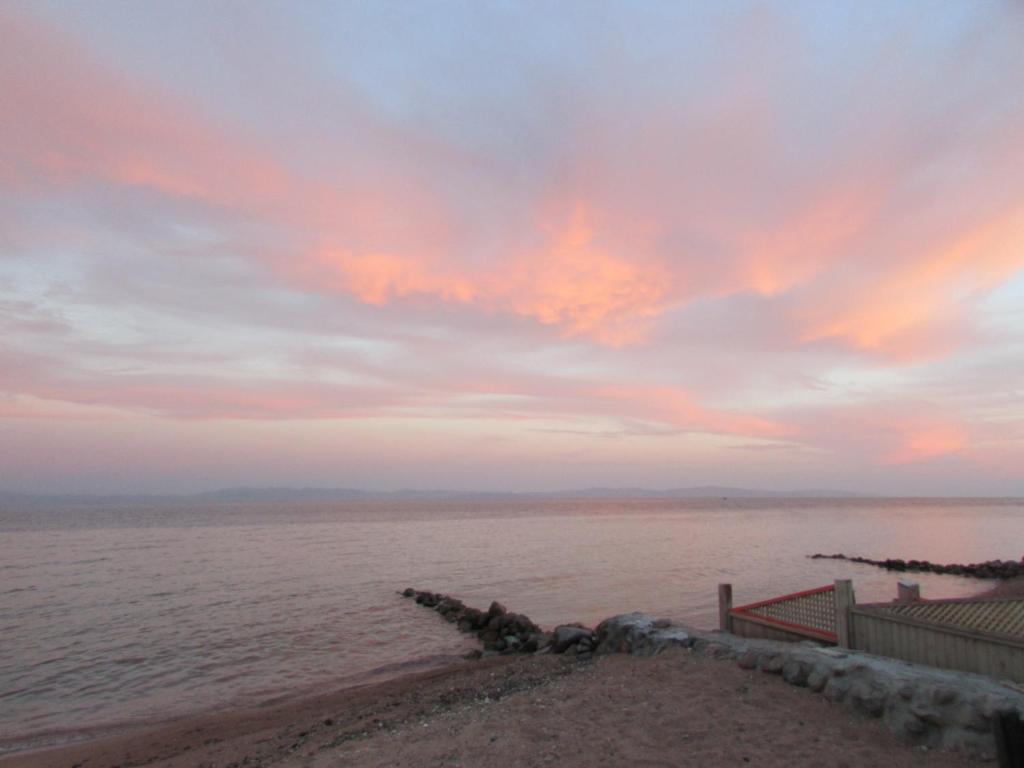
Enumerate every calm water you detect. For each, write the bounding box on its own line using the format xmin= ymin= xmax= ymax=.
xmin=1 ymin=496 xmax=1022 ymax=751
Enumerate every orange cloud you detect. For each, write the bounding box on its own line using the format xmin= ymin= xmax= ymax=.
xmin=738 ymin=184 xmax=877 ymax=296
xmin=500 ymin=205 xmax=670 ymax=344
xmin=798 ymin=204 xmax=1024 ymax=360
xmin=308 ymin=205 xmax=671 ymax=344
xmin=884 ymin=424 xmax=967 ymax=465
xmin=315 ymin=250 xmax=480 ymax=305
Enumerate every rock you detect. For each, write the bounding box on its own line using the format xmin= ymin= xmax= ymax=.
xmin=594 ymin=613 xmax=691 ymax=657
xmin=487 ymin=601 xmax=507 ymax=618
xmin=954 ymin=704 xmax=990 ymax=733
xmin=595 ymin=613 xmax=654 ymax=654
xmin=401 ymin=587 xmax=415 ymax=597
xmin=463 ymin=648 xmax=483 ymax=660
xmin=737 ymin=651 xmax=761 ymax=671
xmin=932 ymin=687 xmax=957 ymax=706
xmin=508 ymin=614 xmax=540 ymax=636
xmin=527 ymin=633 xmax=552 ymax=653
xmin=552 ymin=625 xmax=593 ymax=653
xmin=503 ymin=635 xmax=522 ymax=652
xmin=910 ymin=700 xmax=943 ymax=725
xmin=413 ymin=591 xmax=440 ymax=607
xmin=807 ymin=669 xmax=828 ymax=692
xmin=824 ymin=677 xmax=850 ymax=703
xmin=850 ymin=681 xmax=886 ymax=717
xmin=478 ymin=628 xmax=499 ymax=643
xmin=437 ymin=597 xmax=464 ymax=616
xmin=894 ymin=712 xmax=927 ymax=737
xmin=806 ymin=553 xmax=1023 ymax=581
xmin=653 ymin=618 xmax=672 ymax=629
xmin=782 ymin=660 xmax=808 ymax=687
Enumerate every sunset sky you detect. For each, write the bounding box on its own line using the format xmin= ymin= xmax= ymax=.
xmin=2 ymin=1 xmax=1023 ymax=495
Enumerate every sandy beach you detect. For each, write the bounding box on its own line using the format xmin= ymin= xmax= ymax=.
xmin=6 ymin=575 xmax=1020 ymax=768
xmin=2 ymin=648 xmax=979 ymax=768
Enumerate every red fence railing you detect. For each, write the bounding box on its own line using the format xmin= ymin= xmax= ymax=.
xmin=731 ymin=584 xmax=838 ymax=643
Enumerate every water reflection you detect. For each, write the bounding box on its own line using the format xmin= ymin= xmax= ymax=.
xmin=1 ymin=497 xmax=1021 ymax=747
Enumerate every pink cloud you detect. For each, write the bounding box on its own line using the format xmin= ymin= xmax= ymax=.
xmin=6 ymin=5 xmax=1023 ymax=358
xmin=883 ymin=424 xmax=968 ymax=466
xmin=2 ymin=5 xmax=1024 ymax=492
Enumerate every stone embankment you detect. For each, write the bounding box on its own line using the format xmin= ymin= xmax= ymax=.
xmin=810 ymin=553 xmax=1024 ymax=580
xmin=600 ymin=613 xmax=1024 ymax=761
xmin=402 ymin=589 xmax=1024 ymax=760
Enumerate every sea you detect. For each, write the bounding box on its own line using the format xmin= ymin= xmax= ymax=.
xmin=1 ymin=496 xmax=1022 ymax=753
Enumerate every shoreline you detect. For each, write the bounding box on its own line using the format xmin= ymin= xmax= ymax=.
xmin=0 ymin=649 xmax=977 ymax=768
xmin=0 ymin=654 xmax=523 ymax=768
xmin=0 ymin=650 xmax=474 ymax=760
xmin=5 ymin=576 xmax=1021 ymax=767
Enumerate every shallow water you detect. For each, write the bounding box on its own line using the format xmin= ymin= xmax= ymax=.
xmin=1 ymin=496 xmax=1022 ymax=750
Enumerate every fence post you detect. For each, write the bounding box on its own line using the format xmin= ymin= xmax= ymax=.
xmin=834 ymin=579 xmax=855 ymax=648
xmin=718 ymin=583 xmax=733 ymax=633
xmin=897 ymin=579 xmax=921 ymax=603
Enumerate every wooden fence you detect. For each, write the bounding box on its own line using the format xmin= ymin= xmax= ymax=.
xmin=851 ymin=599 xmax=1024 ymax=683
xmin=719 ymin=580 xmax=1024 ymax=684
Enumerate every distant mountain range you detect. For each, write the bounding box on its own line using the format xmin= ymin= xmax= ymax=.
xmin=0 ymin=485 xmax=865 ymax=504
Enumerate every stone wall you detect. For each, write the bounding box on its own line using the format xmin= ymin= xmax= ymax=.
xmin=598 ymin=612 xmax=1024 ymax=761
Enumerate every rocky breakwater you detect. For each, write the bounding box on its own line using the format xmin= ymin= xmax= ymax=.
xmin=400 ymin=588 xmax=599 ymax=658
xmin=810 ymin=553 xmax=1024 ymax=580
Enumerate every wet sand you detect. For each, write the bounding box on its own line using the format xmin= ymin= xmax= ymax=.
xmin=1 ymin=650 xmax=975 ymax=768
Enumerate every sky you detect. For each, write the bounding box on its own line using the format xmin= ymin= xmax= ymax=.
xmin=1 ymin=1 xmax=1023 ymax=496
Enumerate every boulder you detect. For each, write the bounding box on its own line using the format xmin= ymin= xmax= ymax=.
xmin=595 ymin=613 xmax=691 ymax=657
xmin=437 ymin=597 xmax=464 ymax=616
xmin=552 ymin=625 xmax=593 ymax=653
xmin=478 ymin=628 xmax=499 ymax=643
xmin=595 ymin=613 xmax=654 ymax=654
xmin=737 ymin=650 xmax=758 ymax=670
xmin=461 ymin=608 xmax=485 ymax=629
xmin=782 ymin=660 xmax=809 ymax=686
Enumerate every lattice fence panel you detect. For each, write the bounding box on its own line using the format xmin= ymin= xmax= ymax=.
xmin=877 ymin=599 xmax=1024 ymax=640
xmin=734 ymin=585 xmax=837 ymax=638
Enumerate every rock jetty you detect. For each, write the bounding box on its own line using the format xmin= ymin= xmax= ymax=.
xmin=400 ymin=588 xmax=599 ymax=657
xmin=809 ymin=553 xmax=1024 ymax=580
